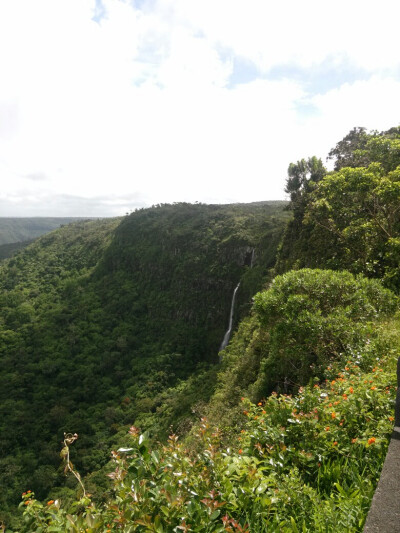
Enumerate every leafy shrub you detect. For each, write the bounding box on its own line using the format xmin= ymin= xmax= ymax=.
xmin=15 ymin=348 xmax=398 ymax=532
xmin=252 ymin=269 xmax=398 ymax=391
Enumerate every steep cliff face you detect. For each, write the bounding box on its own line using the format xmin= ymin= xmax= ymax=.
xmin=94 ymin=202 xmax=289 ymax=363
xmin=0 ymin=201 xmax=289 ymax=517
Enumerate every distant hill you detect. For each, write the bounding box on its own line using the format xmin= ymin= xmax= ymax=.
xmin=0 ymin=217 xmax=93 ymax=246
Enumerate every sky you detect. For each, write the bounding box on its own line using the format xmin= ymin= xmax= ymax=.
xmin=1 ymin=0 xmax=400 ymax=216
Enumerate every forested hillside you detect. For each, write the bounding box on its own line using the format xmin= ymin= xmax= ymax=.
xmin=0 ymin=202 xmax=289 ymax=528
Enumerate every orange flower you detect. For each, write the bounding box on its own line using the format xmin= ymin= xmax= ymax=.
xmin=389 ymin=416 xmax=394 ymax=422
xmin=331 ymin=412 xmax=336 ymax=419
xmin=351 ymin=438 xmax=357 ymax=443
xmin=342 ymin=394 xmax=348 ymax=400
xmin=349 ymin=387 xmax=354 ymax=394
xmin=370 ymin=386 xmax=376 ymax=391
xmin=333 ymin=441 xmax=338 ymax=446
xmin=325 ymin=426 xmax=330 ymax=431
xmin=238 ymin=449 xmax=243 ymax=455
xmin=262 ymin=410 xmax=266 ymax=414
xmin=331 ymin=380 xmax=336 ymax=385
xmin=47 ymin=500 xmax=54 ymax=505
xmin=368 ymin=437 xmax=376 ymax=445
xmin=258 ymin=402 xmax=262 ymax=406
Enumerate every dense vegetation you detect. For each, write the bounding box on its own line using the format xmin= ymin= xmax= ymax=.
xmin=0 ymin=202 xmax=288 ymax=528
xmin=1 ymin=126 xmax=400 ymax=531
xmin=276 ymin=126 xmax=400 ymax=289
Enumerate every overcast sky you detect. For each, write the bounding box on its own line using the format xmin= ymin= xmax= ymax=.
xmin=1 ymin=0 xmax=400 ymax=216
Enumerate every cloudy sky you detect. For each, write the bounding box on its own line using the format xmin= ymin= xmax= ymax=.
xmin=1 ymin=0 xmax=400 ymax=216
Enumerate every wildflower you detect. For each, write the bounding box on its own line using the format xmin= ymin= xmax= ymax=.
xmin=368 ymin=437 xmax=376 ymax=445
xmin=238 ymin=449 xmax=243 ymax=455
xmin=331 ymin=380 xmax=336 ymax=385
xmin=342 ymin=394 xmax=348 ymax=400
xmin=331 ymin=412 xmax=336 ymax=419
xmin=389 ymin=416 xmax=394 ymax=422
xmin=333 ymin=441 xmax=338 ymax=446
xmin=258 ymin=402 xmax=262 ymax=406
xmin=371 ymin=386 xmax=376 ymax=391
xmin=352 ymin=438 xmax=357 ymax=443
xmin=325 ymin=426 xmax=330 ymax=431
xmin=47 ymin=500 xmax=54 ymax=505
xmin=349 ymin=387 xmax=354 ymax=394
xmin=262 ymin=410 xmax=266 ymax=414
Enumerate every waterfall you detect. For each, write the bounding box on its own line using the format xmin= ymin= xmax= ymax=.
xmin=250 ymin=248 xmax=255 ymax=268
xmin=219 ymin=282 xmax=240 ymax=354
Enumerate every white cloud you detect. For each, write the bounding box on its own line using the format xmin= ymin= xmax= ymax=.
xmin=0 ymin=0 xmax=400 ymax=215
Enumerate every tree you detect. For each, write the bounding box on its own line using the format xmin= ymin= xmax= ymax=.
xmin=305 ymin=163 xmax=400 ymax=287
xmin=285 ymin=156 xmax=326 ymax=206
xmin=327 ymin=127 xmax=371 ymax=170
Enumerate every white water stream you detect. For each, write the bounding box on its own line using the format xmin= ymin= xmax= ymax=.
xmin=219 ymin=282 xmax=240 ymax=353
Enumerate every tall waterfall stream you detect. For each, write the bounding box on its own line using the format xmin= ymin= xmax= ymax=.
xmin=219 ymin=282 xmax=241 ymax=354
xmin=218 ymin=248 xmax=255 ymax=357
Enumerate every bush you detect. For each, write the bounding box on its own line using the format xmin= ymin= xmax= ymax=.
xmin=252 ymin=269 xmax=398 ymax=391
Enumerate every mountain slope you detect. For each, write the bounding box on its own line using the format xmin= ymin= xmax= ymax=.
xmin=0 ymin=201 xmax=289 ymax=522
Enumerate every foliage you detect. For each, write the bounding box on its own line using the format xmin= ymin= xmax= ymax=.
xmin=206 ymin=269 xmax=398 ymax=427
xmin=0 ymin=203 xmax=289 ymax=524
xmin=303 ymin=163 xmax=400 ymax=287
xmin=276 ymin=127 xmax=400 ymax=289
xmin=285 ymin=157 xmax=327 ymax=206
xmin=253 ymin=269 xmax=398 ymax=387
xmin=14 ymin=346 xmax=399 ymax=532
xmin=327 ymin=127 xmax=371 ymax=171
